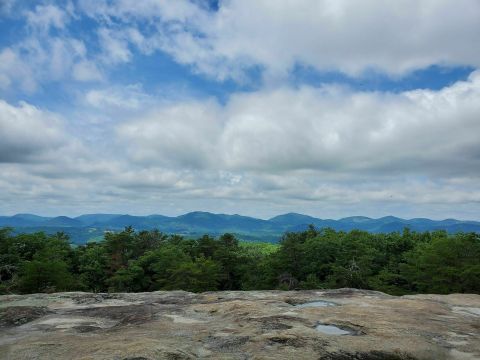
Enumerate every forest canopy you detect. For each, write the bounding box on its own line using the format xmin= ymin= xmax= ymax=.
xmin=1 ymin=226 xmax=479 ymax=295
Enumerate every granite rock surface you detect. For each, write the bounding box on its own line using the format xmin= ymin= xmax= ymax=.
xmin=1 ymin=289 xmax=479 ymax=359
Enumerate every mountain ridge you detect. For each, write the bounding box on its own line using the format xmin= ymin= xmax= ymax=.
xmin=1 ymin=211 xmax=479 ymax=244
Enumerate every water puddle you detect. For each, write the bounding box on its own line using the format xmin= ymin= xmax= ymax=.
xmin=295 ymin=300 xmax=336 ymax=308
xmin=315 ymin=323 xmax=353 ymax=335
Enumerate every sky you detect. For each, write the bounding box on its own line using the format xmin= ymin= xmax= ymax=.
xmin=1 ymin=0 xmax=480 ymax=220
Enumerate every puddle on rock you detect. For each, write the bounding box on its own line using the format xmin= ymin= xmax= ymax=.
xmin=295 ymin=300 xmax=337 ymax=308
xmin=315 ymin=323 xmax=353 ymax=335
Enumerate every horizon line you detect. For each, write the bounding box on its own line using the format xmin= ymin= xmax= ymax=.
xmin=1 ymin=211 xmax=478 ymax=223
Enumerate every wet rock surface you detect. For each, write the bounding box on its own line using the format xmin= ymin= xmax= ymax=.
xmin=0 ymin=289 xmax=479 ymax=359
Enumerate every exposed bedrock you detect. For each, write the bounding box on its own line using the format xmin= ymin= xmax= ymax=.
xmin=1 ymin=289 xmax=479 ymax=359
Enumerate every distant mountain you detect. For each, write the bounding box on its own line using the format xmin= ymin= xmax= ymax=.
xmin=74 ymin=214 xmax=122 ymax=226
xmin=177 ymin=212 xmax=270 ymax=232
xmin=44 ymin=216 xmax=83 ymax=227
xmin=12 ymin=214 xmax=50 ymax=222
xmin=0 ymin=214 xmax=51 ymax=227
xmin=1 ymin=212 xmax=479 ymax=244
xmin=338 ymin=216 xmax=372 ymax=223
xmin=269 ymin=213 xmax=324 ymax=226
xmin=99 ymin=215 xmax=153 ymax=228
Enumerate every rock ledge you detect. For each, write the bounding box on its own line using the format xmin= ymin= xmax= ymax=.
xmin=1 ymin=289 xmax=479 ymax=359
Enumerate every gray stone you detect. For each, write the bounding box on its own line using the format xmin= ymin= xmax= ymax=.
xmin=0 ymin=289 xmax=479 ymax=359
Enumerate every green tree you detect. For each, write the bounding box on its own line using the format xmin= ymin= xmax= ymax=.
xmin=214 ymin=233 xmax=241 ymax=290
xmin=77 ymin=244 xmax=108 ymax=292
xmin=164 ymin=256 xmax=222 ymax=292
xmin=19 ymin=258 xmax=74 ymax=293
xmin=107 ymin=264 xmax=147 ymax=292
xmin=401 ymin=232 xmax=480 ymax=293
xmin=104 ymin=227 xmax=135 ymax=274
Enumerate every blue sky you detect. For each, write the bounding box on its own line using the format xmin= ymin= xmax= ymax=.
xmin=1 ymin=0 xmax=480 ymax=219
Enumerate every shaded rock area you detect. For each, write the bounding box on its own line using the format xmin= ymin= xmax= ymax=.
xmin=0 ymin=289 xmax=479 ymax=359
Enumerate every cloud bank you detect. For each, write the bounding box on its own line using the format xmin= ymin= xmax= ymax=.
xmin=118 ymin=71 xmax=480 ymax=177
xmin=0 ymin=1 xmax=479 ymax=219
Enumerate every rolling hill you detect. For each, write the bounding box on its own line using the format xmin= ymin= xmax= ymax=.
xmin=0 ymin=212 xmax=479 ymax=244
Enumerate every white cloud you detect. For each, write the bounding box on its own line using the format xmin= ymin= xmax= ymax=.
xmin=80 ymin=0 xmax=480 ymax=80
xmin=1 ymin=91 xmax=479 ymax=218
xmin=117 ymin=99 xmax=223 ymax=168
xmin=48 ymin=37 xmax=88 ymax=80
xmin=78 ymin=0 xmax=202 ymax=22
xmin=84 ymin=84 xmax=152 ymax=111
xmin=0 ymin=3 xmax=101 ymax=92
xmin=98 ymin=27 xmax=132 ymax=64
xmin=117 ymin=71 xmax=480 ymax=177
xmin=5 ymin=1 xmax=480 ymax=93
xmin=0 ymin=35 xmax=102 ymax=92
xmin=25 ymin=4 xmax=70 ymax=32
xmin=0 ymin=100 xmax=67 ymax=163
xmin=72 ymin=60 xmax=103 ymax=81
xmin=1 ymin=1 xmax=480 ymax=219
xmin=0 ymin=48 xmax=36 ymax=92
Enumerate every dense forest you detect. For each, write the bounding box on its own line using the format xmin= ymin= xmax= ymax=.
xmin=0 ymin=226 xmax=479 ymax=295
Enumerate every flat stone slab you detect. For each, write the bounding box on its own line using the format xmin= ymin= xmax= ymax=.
xmin=0 ymin=289 xmax=479 ymax=359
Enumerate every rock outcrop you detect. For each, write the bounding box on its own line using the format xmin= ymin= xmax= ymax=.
xmin=1 ymin=289 xmax=479 ymax=359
